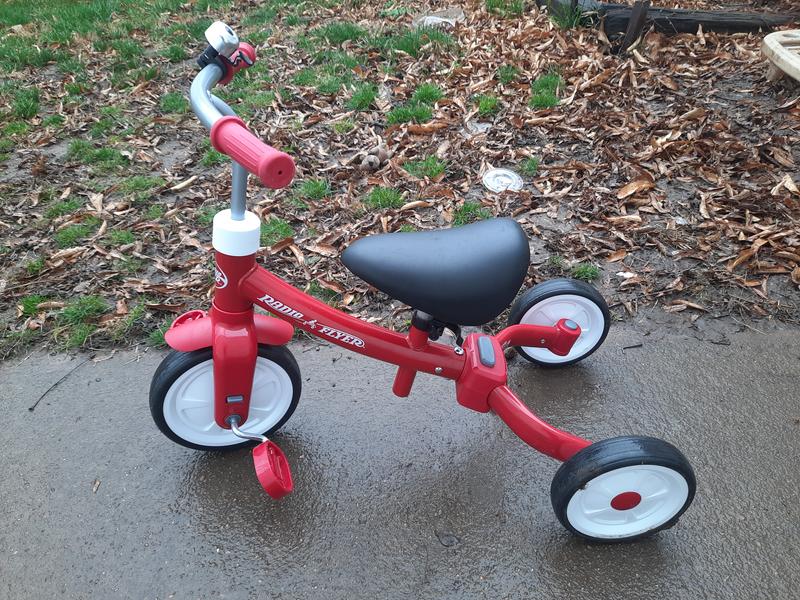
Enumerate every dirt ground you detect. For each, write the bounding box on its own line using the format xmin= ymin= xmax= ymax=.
xmin=0 ymin=0 xmax=798 ymax=358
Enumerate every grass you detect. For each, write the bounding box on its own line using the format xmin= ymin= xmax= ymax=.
xmin=261 ymin=218 xmax=294 ymax=246
xmin=347 ymin=83 xmax=377 ymax=110
xmin=529 ymin=71 xmax=563 ymax=109
xmin=519 ymin=157 xmax=540 ymax=176
xmin=0 ymin=36 xmax=55 ymax=72
xmin=42 ymin=115 xmax=65 ymax=127
xmin=486 ymin=0 xmax=525 ymax=17
xmin=549 ymin=2 xmax=586 ymax=28
xmin=497 ymin=65 xmax=520 ymax=85
xmin=317 ymin=74 xmax=347 ymax=95
xmin=45 ymin=198 xmax=81 ymax=219
xmin=453 ymin=201 xmax=491 ymax=226
xmin=476 ymin=94 xmax=499 ymax=116
xmin=25 ymin=257 xmax=45 ymax=276
xmin=58 ymin=295 xmax=108 ymax=326
xmin=313 ymin=21 xmax=367 ymax=45
xmin=107 ymin=229 xmax=135 ymax=245
xmin=145 ymin=204 xmax=164 ymax=220
xmin=365 ymin=187 xmax=403 ymax=209
xmin=331 ymin=119 xmax=355 ymax=134
xmin=547 ymin=255 xmax=566 ymax=270
xmin=292 ymin=68 xmax=317 ymax=86
xmin=308 ymin=281 xmax=339 ymax=304
xmin=160 ymin=92 xmax=189 ymax=113
xmin=165 ymin=44 xmax=187 ymax=62
xmin=571 ymin=263 xmax=601 ymax=281
xmin=201 ymin=140 xmax=225 ymax=167
xmin=378 ymin=27 xmax=454 ymax=58
xmin=297 ymin=179 xmax=331 ymax=200
xmin=19 ymin=295 xmax=49 ymax=317
xmin=119 ymin=176 xmax=164 ymax=202
xmin=148 ymin=318 xmax=172 ymax=347
xmin=411 ymin=83 xmax=443 ymax=105
xmin=67 ymin=140 xmax=128 ymax=170
xmin=404 ymin=155 xmax=446 ymax=179
xmin=196 ymin=205 xmax=221 ymax=226
xmin=54 ymin=217 xmax=101 ymax=247
xmin=13 ymin=89 xmax=39 ymax=119
xmin=387 ymin=103 xmax=432 ymax=125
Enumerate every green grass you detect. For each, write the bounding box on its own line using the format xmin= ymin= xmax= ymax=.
xmin=411 ymin=83 xmax=443 ymax=105
xmin=549 ymin=2 xmax=586 ymax=28
xmin=0 ymin=36 xmax=55 ymax=72
xmin=297 ymin=179 xmax=331 ymax=200
xmin=42 ymin=115 xmax=65 ymax=127
xmin=45 ymin=198 xmax=81 ymax=219
xmin=196 ymin=204 xmax=222 ymax=226
xmin=547 ymin=255 xmax=566 ymax=270
xmin=486 ymin=0 xmax=525 ymax=17
xmin=65 ymin=323 xmax=96 ymax=349
xmin=4 ymin=121 xmax=29 ymax=136
xmin=261 ymin=218 xmax=294 ymax=246
xmin=67 ymin=140 xmax=128 ymax=170
xmin=529 ymin=71 xmax=563 ymax=109
xmin=58 ymin=295 xmax=108 ymax=326
xmin=347 ymin=83 xmax=377 ymax=110
xmin=19 ymin=295 xmax=49 ymax=317
xmin=107 ymin=229 xmax=135 ymax=245
xmin=25 ymin=257 xmax=45 ymax=276
xmin=13 ymin=88 xmax=39 ymax=119
xmin=313 ymin=21 xmax=367 ymax=45
xmin=331 ymin=119 xmax=355 ymax=134
xmin=375 ymin=27 xmax=454 ymax=58
xmin=148 ymin=318 xmax=171 ymax=347
xmin=200 ymin=140 xmax=226 ymax=166
xmin=308 ymin=281 xmax=339 ymax=304
xmin=365 ymin=187 xmax=403 ymax=209
xmin=119 ymin=176 xmax=164 ymax=202
xmin=476 ymin=94 xmax=499 ymax=116
xmin=316 ymin=74 xmax=347 ymax=95
xmin=115 ymin=255 xmax=145 ymax=273
xmin=292 ymin=68 xmax=318 ymax=86
xmin=571 ymin=263 xmax=601 ymax=281
xmin=165 ymin=43 xmax=187 ymax=62
xmin=497 ymin=65 xmax=520 ymax=85
xmin=453 ymin=201 xmax=491 ymax=226
xmin=54 ymin=217 xmax=101 ymax=247
xmin=520 ymin=157 xmax=540 ymax=176
xmin=247 ymin=92 xmax=276 ymax=108
xmin=160 ymin=92 xmax=189 ymax=113
xmin=404 ymin=155 xmax=446 ymax=179
xmin=387 ymin=103 xmax=432 ymax=125
xmin=145 ymin=204 xmax=164 ymax=220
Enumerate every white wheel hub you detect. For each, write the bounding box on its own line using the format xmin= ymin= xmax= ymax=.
xmin=519 ymin=294 xmax=604 ymax=363
xmin=163 ymin=356 xmax=293 ymax=447
xmin=566 ymin=464 xmax=689 ymax=539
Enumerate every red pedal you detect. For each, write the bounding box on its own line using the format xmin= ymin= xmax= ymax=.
xmin=253 ymin=440 xmax=293 ymax=499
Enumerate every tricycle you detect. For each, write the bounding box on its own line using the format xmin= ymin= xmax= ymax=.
xmin=149 ymin=21 xmax=696 ymax=542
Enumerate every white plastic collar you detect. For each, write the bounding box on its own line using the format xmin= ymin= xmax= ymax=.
xmin=212 ymin=209 xmax=261 ymax=256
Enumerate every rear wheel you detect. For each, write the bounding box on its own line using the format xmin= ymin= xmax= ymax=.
xmin=149 ymin=344 xmax=301 ymax=451
xmin=508 ymin=278 xmax=610 ymax=366
xmin=551 ymin=436 xmax=696 ymax=542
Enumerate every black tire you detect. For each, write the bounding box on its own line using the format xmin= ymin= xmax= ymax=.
xmin=507 ymin=278 xmax=610 ymax=367
xmin=149 ymin=344 xmax=301 ymax=451
xmin=551 ymin=436 xmax=696 ymax=543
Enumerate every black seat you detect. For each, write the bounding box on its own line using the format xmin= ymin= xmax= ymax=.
xmin=341 ymin=218 xmax=530 ymax=326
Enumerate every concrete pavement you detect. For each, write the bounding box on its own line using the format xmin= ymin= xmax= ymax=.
xmin=0 ymin=324 xmax=798 ymax=599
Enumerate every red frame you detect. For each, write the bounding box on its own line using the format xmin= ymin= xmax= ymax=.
xmin=164 ymin=250 xmax=592 ymax=462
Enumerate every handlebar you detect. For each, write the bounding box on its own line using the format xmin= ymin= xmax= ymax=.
xmin=189 ymin=40 xmax=295 ymax=189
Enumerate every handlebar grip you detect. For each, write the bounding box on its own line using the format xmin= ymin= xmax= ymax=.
xmin=209 ymin=115 xmax=295 ymax=189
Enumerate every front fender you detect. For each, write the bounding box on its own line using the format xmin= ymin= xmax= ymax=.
xmin=164 ymin=309 xmax=294 ymax=352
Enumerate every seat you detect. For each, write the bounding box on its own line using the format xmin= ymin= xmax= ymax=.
xmin=341 ymin=218 xmax=530 ymax=326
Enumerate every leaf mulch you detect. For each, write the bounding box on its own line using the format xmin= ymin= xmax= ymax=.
xmin=0 ymin=0 xmax=798 ymax=357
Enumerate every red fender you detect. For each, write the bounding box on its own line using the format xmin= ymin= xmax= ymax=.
xmin=164 ymin=308 xmax=294 ymax=352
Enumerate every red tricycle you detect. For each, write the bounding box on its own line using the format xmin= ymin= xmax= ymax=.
xmin=149 ymin=22 xmax=696 ymax=542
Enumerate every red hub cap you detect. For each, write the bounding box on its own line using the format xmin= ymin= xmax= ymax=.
xmin=610 ymin=491 xmax=642 ymax=511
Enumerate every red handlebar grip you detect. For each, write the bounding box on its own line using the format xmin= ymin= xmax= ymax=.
xmin=209 ymin=116 xmax=295 ymax=189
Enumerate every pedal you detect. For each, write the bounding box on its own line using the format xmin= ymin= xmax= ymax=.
xmin=228 ymin=415 xmax=294 ymax=499
xmin=252 ymin=440 xmax=293 ymax=499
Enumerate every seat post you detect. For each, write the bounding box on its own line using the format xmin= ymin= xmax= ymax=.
xmin=392 ymin=312 xmax=433 ymax=397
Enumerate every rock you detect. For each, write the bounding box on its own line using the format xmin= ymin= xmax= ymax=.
xmin=412 ymin=7 xmax=466 ymax=29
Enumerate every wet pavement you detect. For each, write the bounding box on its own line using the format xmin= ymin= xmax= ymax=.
xmin=1 ymin=324 xmax=798 ymax=599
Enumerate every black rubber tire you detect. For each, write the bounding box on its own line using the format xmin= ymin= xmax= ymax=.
xmin=507 ymin=278 xmax=610 ymax=367
xmin=550 ymin=436 xmax=696 ymax=543
xmin=149 ymin=344 xmax=301 ymax=452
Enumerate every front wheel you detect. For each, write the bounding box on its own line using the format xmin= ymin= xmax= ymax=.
xmin=149 ymin=344 xmax=301 ymax=451
xmin=507 ymin=278 xmax=610 ymax=366
xmin=550 ymin=436 xmax=696 ymax=542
